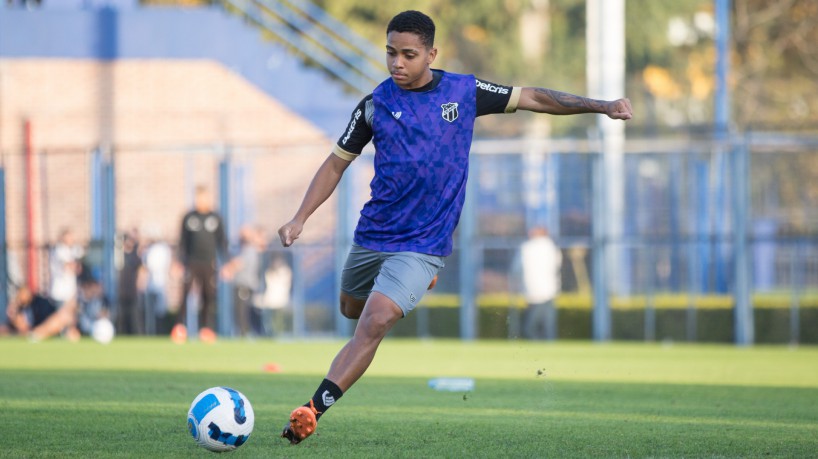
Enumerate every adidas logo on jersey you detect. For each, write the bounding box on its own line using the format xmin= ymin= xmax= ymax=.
xmin=392 ymin=111 xmax=402 ymax=119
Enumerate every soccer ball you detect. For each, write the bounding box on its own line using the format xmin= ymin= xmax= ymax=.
xmin=187 ymin=387 xmax=254 ymax=452
xmin=91 ymin=318 xmax=115 ymax=344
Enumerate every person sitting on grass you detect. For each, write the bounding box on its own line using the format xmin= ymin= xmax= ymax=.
xmin=29 ymin=274 xmax=111 ymax=342
xmin=4 ymin=286 xmax=58 ymax=337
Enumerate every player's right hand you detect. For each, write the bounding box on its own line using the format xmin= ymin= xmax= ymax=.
xmin=278 ymin=220 xmax=303 ymax=247
xmin=606 ymin=98 xmax=633 ymax=120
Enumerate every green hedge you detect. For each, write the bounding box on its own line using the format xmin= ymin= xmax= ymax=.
xmin=390 ymin=306 xmax=818 ymax=344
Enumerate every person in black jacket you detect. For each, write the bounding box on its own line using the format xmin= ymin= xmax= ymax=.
xmin=172 ymin=185 xmax=227 ymax=343
xmin=117 ymin=229 xmax=144 ymax=335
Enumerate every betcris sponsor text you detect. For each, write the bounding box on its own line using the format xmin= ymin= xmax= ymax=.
xmin=475 ymin=79 xmax=509 ymax=95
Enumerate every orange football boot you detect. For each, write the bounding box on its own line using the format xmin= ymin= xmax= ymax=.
xmin=281 ymin=400 xmax=320 ymax=444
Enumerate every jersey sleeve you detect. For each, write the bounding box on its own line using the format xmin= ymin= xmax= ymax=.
xmin=334 ymin=95 xmax=374 ymax=161
xmin=475 ymin=77 xmax=522 ymax=116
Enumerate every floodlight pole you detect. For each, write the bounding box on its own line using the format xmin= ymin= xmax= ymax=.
xmin=715 ymin=0 xmax=752 ymax=346
xmin=587 ymin=0 xmax=625 ymax=341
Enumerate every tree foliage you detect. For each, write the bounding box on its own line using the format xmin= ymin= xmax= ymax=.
xmin=314 ymin=0 xmax=818 ymax=134
xmin=145 ymin=0 xmax=818 ymax=134
xmin=732 ymin=0 xmax=818 ymax=129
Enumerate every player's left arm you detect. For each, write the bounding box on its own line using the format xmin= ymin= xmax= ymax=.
xmin=517 ymin=87 xmax=633 ymax=120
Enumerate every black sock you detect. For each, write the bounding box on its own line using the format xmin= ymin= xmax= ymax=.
xmin=306 ymin=378 xmax=343 ymax=420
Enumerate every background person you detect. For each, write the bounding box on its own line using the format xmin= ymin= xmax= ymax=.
xmin=222 ymin=225 xmax=263 ymax=338
xmin=141 ymin=228 xmax=173 ymax=335
xmin=29 ymin=274 xmax=111 ymax=342
xmin=254 ymin=252 xmax=292 ymax=337
xmin=520 ymin=226 xmax=562 ymax=340
xmin=173 ymin=185 xmax=227 ymax=343
xmin=117 ymin=228 xmax=144 ymax=335
xmin=4 ymin=286 xmax=58 ymax=336
xmin=49 ymin=227 xmax=83 ymax=308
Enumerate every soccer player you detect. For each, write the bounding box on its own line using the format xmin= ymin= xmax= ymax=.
xmin=277 ymin=10 xmax=633 ymax=444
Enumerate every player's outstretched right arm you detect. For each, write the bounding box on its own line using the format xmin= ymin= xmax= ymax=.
xmin=517 ymin=87 xmax=633 ymax=120
xmin=278 ymin=153 xmax=352 ymax=247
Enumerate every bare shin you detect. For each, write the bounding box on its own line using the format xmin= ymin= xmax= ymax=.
xmin=327 ymin=292 xmax=403 ymax=391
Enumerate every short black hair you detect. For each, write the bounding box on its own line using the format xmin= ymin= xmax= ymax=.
xmin=387 ymin=10 xmax=435 ymax=48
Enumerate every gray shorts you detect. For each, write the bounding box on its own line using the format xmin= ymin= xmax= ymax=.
xmin=341 ymin=244 xmax=445 ymax=316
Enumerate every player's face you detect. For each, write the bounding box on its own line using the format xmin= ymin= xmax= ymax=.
xmin=386 ymin=31 xmax=437 ymax=90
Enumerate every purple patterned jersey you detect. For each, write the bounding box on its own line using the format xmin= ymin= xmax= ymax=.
xmin=353 ymin=71 xmax=477 ymax=256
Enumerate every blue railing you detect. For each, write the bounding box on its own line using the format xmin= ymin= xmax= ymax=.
xmin=222 ymin=0 xmax=383 ymax=94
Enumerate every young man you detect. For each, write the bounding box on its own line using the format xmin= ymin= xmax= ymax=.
xmin=173 ymin=185 xmax=228 ymax=343
xmin=277 ymin=10 xmax=633 ymax=444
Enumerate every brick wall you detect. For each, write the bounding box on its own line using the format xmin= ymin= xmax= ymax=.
xmin=0 ymin=58 xmax=339 ymax=289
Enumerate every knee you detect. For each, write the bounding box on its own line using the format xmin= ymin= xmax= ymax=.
xmin=357 ymin=295 xmax=402 ymax=338
xmin=356 ymin=310 xmax=400 ymax=343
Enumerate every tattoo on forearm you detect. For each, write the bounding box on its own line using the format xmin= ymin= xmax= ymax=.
xmin=535 ymin=88 xmax=606 ymax=112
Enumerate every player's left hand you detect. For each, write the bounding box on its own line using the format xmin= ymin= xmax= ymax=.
xmin=278 ymin=220 xmax=303 ymax=247
xmin=606 ymin=98 xmax=633 ymax=120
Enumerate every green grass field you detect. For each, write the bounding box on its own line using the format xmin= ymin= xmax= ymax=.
xmin=1 ymin=337 xmax=817 ymax=458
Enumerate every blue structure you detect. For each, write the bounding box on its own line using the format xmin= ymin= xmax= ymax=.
xmin=0 ymin=2 xmax=363 ymax=136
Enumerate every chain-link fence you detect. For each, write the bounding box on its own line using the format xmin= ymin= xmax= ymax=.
xmin=2 ymin=131 xmax=817 ymax=343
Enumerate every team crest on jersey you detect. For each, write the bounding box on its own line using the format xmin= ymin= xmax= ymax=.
xmin=441 ymin=102 xmax=459 ymax=122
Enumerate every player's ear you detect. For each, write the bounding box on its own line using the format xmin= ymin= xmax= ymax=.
xmin=427 ymin=47 xmax=438 ymax=65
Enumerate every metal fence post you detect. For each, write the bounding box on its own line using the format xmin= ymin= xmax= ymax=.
xmin=103 ymin=153 xmax=117 ymax=312
xmin=335 ymin=168 xmax=352 ymax=337
xmin=291 ymin=248 xmax=306 ymax=338
xmin=217 ymin=156 xmax=233 ymax=337
xmin=592 ymin=151 xmax=610 ymax=341
xmin=90 ymin=147 xmax=116 ymax=310
xmin=459 ymin=159 xmax=478 ymax=340
xmin=789 ymin=241 xmax=802 ymax=345
xmin=733 ymin=136 xmax=753 ymax=345
xmin=644 ymin=243 xmax=656 ymax=342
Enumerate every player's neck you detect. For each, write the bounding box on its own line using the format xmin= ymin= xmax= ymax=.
xmin=406 ymin=69 xmax=441 ymax=92
xmin=416 ymin=69 xmax=434 ymax=87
